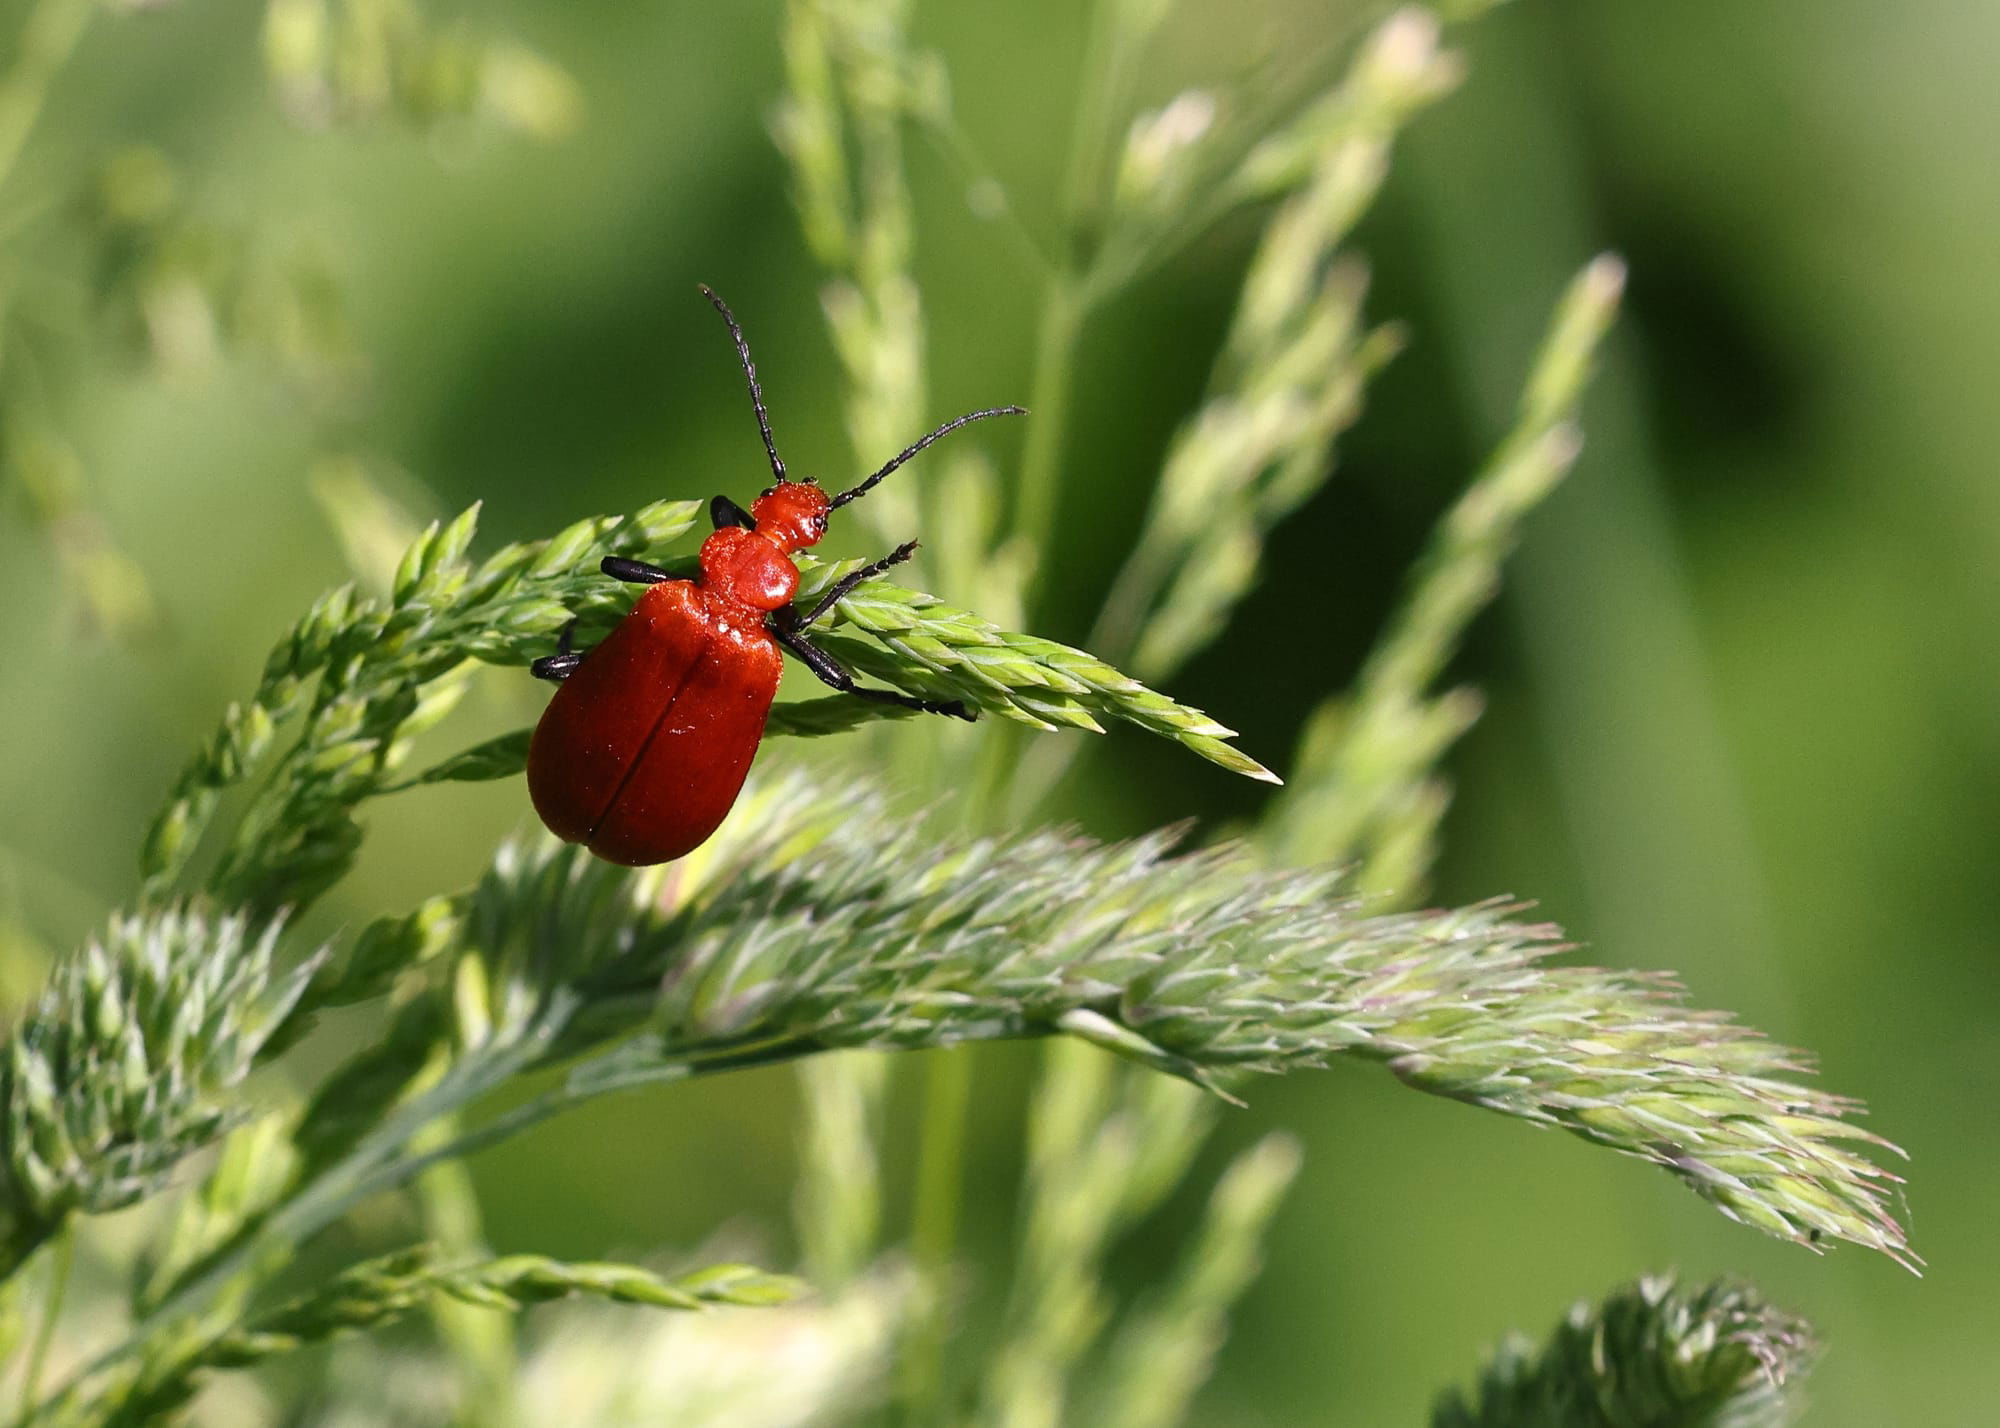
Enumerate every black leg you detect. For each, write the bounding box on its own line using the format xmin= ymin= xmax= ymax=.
xmin=711 ymin=494 xmax=755 ymax=530
xmin=787 ymin=541 xmax=918 ymax=632
xmin=774 ymin=626 xmax=974 ymax=721
xmin=532 ymin=652 xmax=584 ymax=681
xmin=531 ymin=620 xmax=583 ymax=682
xmin=601 ymin=556 xmax=676 ymax=584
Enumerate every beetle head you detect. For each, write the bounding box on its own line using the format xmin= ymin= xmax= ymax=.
xmin=750 ymin=480 xmax=831 ymax=553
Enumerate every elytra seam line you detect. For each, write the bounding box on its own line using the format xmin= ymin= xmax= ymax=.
xmin=585 ymin=624 xmax=716 ymax=841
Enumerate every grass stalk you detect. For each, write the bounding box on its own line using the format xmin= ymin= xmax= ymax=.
xmin=902 ymin=1047 xmax=973 ymax=1423
xmin=794 ymin=1054 xmax=888 ymax=1287
xmin=16 ymin=1223 xmax=69 ymax=1419
xmin=413 ymin=1113 xmax=519 ymax=1427
xmin=908 ymin=0 xmax=1116 ymax=1375
xmin=1011 ymin=274 xmax=1088 ymax=576
xmin=965 ymin=272 xmax=1089 ymax=832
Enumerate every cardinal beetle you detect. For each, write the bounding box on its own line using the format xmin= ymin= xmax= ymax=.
xmin=525 ymin=286 xmax=1024 ymax=867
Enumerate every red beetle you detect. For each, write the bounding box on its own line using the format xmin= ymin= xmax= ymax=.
xmin=526 ymin=287 xmax=1023 ymax=866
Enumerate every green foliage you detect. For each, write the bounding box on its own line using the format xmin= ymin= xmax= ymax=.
xmin=1096 ymin=10 xmax=1461 ymax=681
xmin=1085 ymin=1133 xmax=1301 ymax=1428
xmin=54 ymin=1248 xmax=797 ymax=1428
xmin=1266 ymin=254 xmax=1627 ymax=893
xmin=801 ymin=567 xmax=1278 ymax=779
xmin=0 ymin=909 xmax=312 ymax=1281
xmin=85 ymin=146 xmax=357 ymax=391
xmin=501 ymin=1267 xmax=910 ymax=1428
xmin=1432 ymin=1276 xmax=1816 ymax=1428
xmin=261 ymin=0 xmax=582 ymax=138
xmin=138 ymin=499 xmax=703 ymax=916
xmin=369 ymin=801 xmax=1905 ymax=1267
xmin=0 ymin=0 xmax=1924 ymax=1423
xmin=0 ymin=0 xmax=570 ymax=640
xmin=979 ymin=1049 xmax=1217 ymax=1428
xmin=11 ymin=765 xmax=1904 ymax=1417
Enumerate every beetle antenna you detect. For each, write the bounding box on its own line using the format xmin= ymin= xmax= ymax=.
xmin=829 ymin=406 xmax=1027 ymax=510
xmin=699 ymin=284 xmax=788 ymax=485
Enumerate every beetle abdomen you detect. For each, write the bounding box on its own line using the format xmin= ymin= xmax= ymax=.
xmin=528 ymin=582 xmax=714 ymax=848
xmin=586 ymin=616 xmax=781 ymax=865
xmin=526 ymin=581 xmax=782 ymax=867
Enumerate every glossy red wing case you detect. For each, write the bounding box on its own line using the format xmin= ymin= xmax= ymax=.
xmin=526 ymin=581 xmax=783 ymax=866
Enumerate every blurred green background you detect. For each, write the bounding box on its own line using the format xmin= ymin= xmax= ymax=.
xmin=2 ymin=0 xmax=1995 ymax=1422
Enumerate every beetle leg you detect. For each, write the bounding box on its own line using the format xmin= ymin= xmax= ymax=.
xmin=790 ymin=540 xmax=919 ymax=631
xmin=600 ymin=556 xmax=678 ymax=584
xmin=710 ymin=494 xmax=756 ymax=531
xmin=531 ymin=653 xmax=584 ymax=681
xmin=774 ymin=626 xmax=974 ymax=721
xmin=531 ymin=619 xmax=585 ymax=681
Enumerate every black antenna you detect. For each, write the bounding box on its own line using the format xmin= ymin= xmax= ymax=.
xmin=830 ymin=406 xmax=1027 ymax=510
xmin=699 ymin=284 xmax=787 ymax=485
